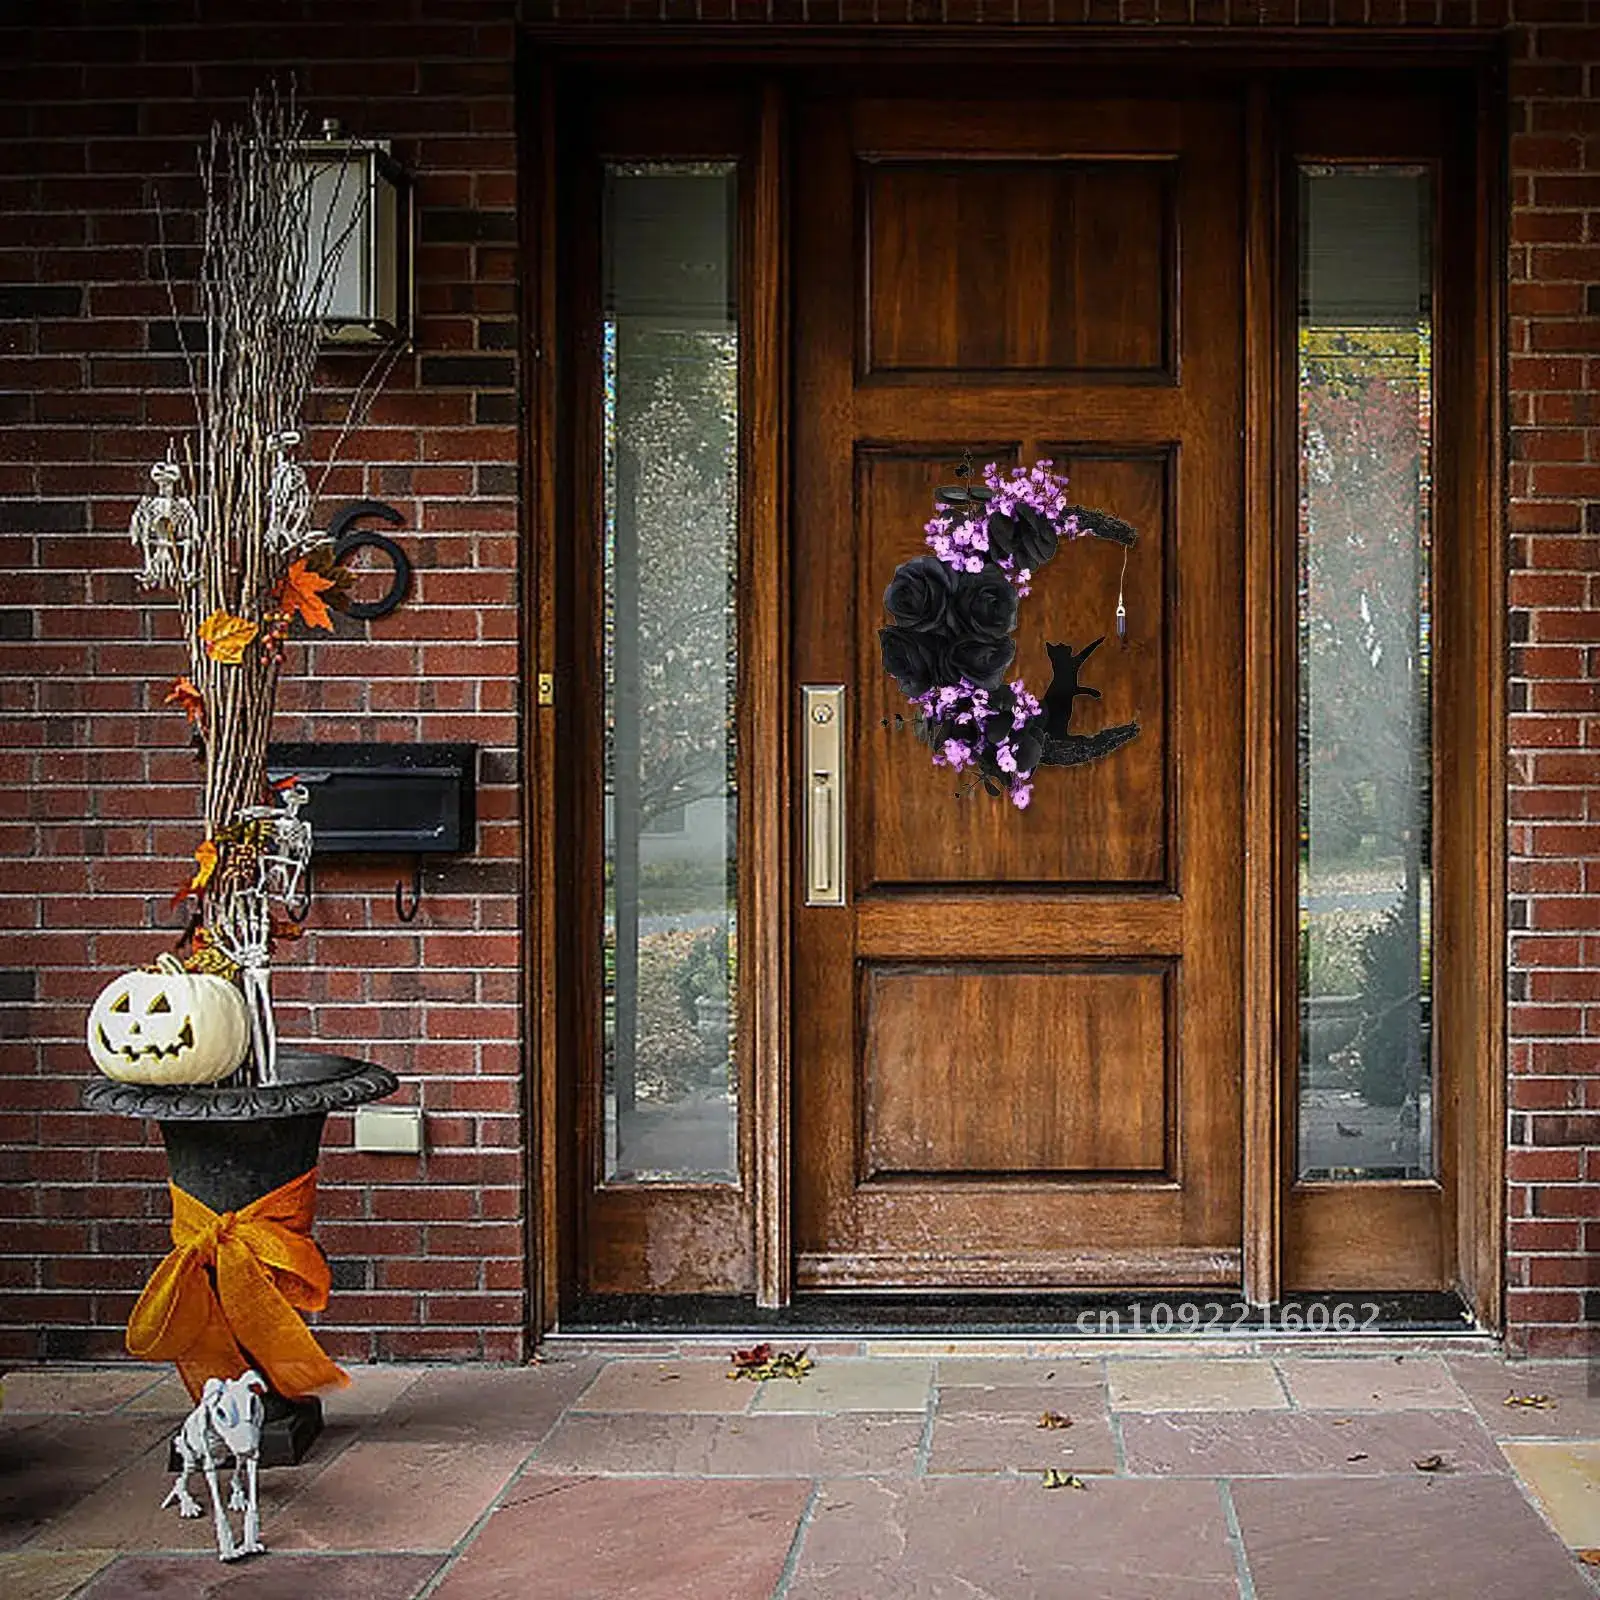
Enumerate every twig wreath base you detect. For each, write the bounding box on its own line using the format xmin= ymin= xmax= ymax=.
xmin=879 ymin=460 xmax=1141 ymax=809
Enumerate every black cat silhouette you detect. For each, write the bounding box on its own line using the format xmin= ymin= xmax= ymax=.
xmin=1041 ymin=638 xmax=1103 ymax=740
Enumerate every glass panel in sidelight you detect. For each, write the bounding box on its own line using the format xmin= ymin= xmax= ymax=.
xmin=1296 ymin=166 xmax=1434 ymax=1182
xmin=602 ymin=163 xmax=740 ymax=1183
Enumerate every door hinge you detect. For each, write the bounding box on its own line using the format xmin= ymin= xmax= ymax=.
xmin=537 ymin=672 xmax=555 ymax=707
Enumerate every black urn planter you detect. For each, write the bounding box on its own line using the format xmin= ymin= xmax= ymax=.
xmin=82 ymin=1048 xmax=398 ymax=1465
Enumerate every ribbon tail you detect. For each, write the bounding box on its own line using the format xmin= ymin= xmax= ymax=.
xmin=126 ymin=1247 xmax=250 ymax=1403
xmin=215 ymin=1234 xmax=348 ymax=1399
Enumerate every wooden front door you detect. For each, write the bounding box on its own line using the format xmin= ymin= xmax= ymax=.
xmin=791 ymin=90 xmax=1246 ymax=1290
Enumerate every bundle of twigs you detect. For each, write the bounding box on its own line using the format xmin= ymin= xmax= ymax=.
xmin=173 ymin=94 xmax=323 ymax=837
xmin=149 ymin=89 xmax=397 ymax=1080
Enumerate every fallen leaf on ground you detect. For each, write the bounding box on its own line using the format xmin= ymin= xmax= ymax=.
xmin=1578 ymin=1551 xmax=1600 ymax=1567
xmin=1412 ymin=1454 xmax=1450 ymax=1473
xmin=1037 ymin=1411 xmax=1073 ymax=1430
xmin=1504 ymin=1391 xmax=1557 ymax=1410
xmin=1331 ymin=1417 xmax=1352 ymax=1426
xmin=1041 ymin=1469 xmax=1087 ymax=1490
xmin=728 ymin=1345 xmax=812 ymax=1382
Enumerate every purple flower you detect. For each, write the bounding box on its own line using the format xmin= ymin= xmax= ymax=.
xmin=1010 ymin=781 xmax=1033 ymax=810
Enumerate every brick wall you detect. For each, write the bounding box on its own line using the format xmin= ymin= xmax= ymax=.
xmin=1504 ymin=5 xmax=1600 ymax=1356
xmin=2 ymin=1 xmax=1597 ymax=1357
xmin=0 ymin=0 xmax=528 ymax=1364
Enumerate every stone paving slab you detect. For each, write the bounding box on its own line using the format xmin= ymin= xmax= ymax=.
xmin=1 ymin=1370 xmax=164 ymax=1415
xmin=0 ymin=1549 xmax=116 ymax=1600
xmin=782 ymin=1476 xmax=1241 ymax=1599
xmin=926 ymin=1411 xmax=1120 ymax=1475
xmin=1120 ymin=1408 xmax=1507 ymax=1478
xmin=76 ymin=1552 xmax=445 ymax=1598
xmin=935 ymin=1383 xmax=1108 ymax=1420
xmin=573 ymin=1360 xmax=756 ymax=1415
xmin=267 ymin=1438 xmax=533 ymax=1552
xmin=746 ymin=1358 xmax=931 ymax=1414
xmin=1275 ymin=1354 xmax=1468 ymax=1411
xmin=0 ymin=1416 xmax=177 ymax=1552
xmin=1230 ymin=1474 xmax=1599 ymax=1599
xmin=1448 ymin=1355 xmax=1600 ymax=1439
xmin=1500 ymin=1440 xmax=1600 ymax=1548
xmin=935 ymin=1356 xmax=1103 ymax=1389
xmin=428 ymin=1475 xmax=811 ymax=1600
xmin=20 ymin=1424 xmax=359 ymax=1555
xmin=928 ymin=1382 xmax=1118 ymax=1474
xmin=1109 ymin=1358 xmax=1288 ymax=1412
xmin=529 ymin=1411 xmax=925 ymax=1478
xmin=361 ymin=1359 xmax=601 ymax=1444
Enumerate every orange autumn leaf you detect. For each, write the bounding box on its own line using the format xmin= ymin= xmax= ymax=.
xmin=164 ymin=676 xmax=206 ymax=728
xmin=198 ymin=609 xmax=259 ymax=664
xmin=169 ymin=839 xmax=217 ymax=909
xmin=278 ymin=558 xmax=335 ymax=631
xmin=190 ymin=840 xmax=218 ymax=893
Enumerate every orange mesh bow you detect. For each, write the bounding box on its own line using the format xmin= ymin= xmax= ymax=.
xmin=126 ymin=1168 xmax=349 ymax=1402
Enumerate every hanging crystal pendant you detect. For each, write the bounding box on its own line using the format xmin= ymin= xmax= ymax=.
xmin=129 ymin=451 xmax=199 ymax=589
xmin=264 ymin=429 xmax=314 ymax=554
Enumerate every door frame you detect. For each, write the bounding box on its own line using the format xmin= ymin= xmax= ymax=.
xmin=519 ymin=30 xmax=1506 ymax=1333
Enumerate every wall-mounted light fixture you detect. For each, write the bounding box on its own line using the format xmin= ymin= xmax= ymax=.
xmin=288 ymin=118 xmax=410 ymax=346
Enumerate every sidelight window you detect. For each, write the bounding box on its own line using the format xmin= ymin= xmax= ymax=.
xmin=601 ymin=163 xmax=740 ymax=1184
xmin=1295 ymin=166 xmax=1434 ymax=1183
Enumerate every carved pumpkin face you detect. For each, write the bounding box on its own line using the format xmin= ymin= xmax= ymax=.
xmin=86 ymin=958 xmax=249 ymax=1085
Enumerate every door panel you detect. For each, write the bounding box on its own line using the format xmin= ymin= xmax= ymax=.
xmin=793 ymin=91 xmax=1244 ymax=1290
xmin=862 ymin=160 xmax=1173 ymax=379
xmin=860 ymin=962 xmax=1174 ymax=1178
xmin=858 ymin=445 xmax=1171 ymax=888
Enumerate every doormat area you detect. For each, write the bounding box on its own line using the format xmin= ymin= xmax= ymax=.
xmin=561 ymin=1291 xmax=1476 ymax=1337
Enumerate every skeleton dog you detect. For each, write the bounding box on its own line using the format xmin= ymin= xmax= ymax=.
xmin=161 ymin=1369 xmax=267 ymax=1561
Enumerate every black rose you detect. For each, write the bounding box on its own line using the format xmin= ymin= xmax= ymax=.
xmin=880 ymin=626 xmax=942 ymax=697
xmin=883 ymin=555 xmax=955 ymax=633
xmin=985 ymin=511 xmax=1022 ymax=562
xmin=942 ymin=634 xmax=1016 ymax=691
xmin=949 ymin=563 xmax=1019 ymax=641
xmin=1012 ymin=723 xmax=1044 ymax=775
xmin=988 ymin=506 xmax=1057 ymax=569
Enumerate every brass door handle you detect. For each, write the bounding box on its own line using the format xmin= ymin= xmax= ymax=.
xmin=803 ymin=685 xmax=845 ymax=907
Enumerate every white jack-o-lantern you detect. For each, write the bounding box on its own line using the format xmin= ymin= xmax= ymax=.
xmin=86 ymin=955 xmax=250 ymax=1085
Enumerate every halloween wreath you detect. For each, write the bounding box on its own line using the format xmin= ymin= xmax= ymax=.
xmin=879 ymin=459 xmax=1140 ymax=809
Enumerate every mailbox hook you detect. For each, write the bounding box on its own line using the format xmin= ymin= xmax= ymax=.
xmin=395 ymin=858 xmax=423 ymax=923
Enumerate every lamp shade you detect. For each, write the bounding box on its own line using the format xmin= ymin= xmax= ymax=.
xmin=288 ymin=129 xmax=407 ymax=344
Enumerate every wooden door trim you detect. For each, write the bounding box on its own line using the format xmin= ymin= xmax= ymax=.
xmin=1241 ymin=81 xmax=1283 ymax=1309
xmin=519 ymin=26 xmax=1502 ymax=74
xmin=520 ymin=42 xmax=1506 ymax=1336
xmin=1276 ymin=86 xmax=1504 ymax=1315
xmin=798 ymin=1247 xmax=1241 ymax=1291
xmin=749 ymin=82 xmax=792 ymax=1309
xmin=524 ymin=54 xmax=562 ymax=1333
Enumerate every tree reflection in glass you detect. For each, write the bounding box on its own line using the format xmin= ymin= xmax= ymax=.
xmin=602 ymin=164 xmax=739 ymax=1183
xmin=1296 ymin=167 xmax=1434 ymax=1181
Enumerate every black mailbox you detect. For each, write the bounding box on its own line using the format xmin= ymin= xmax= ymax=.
xmin=266 ymin=742 xmax=477 ymax=857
